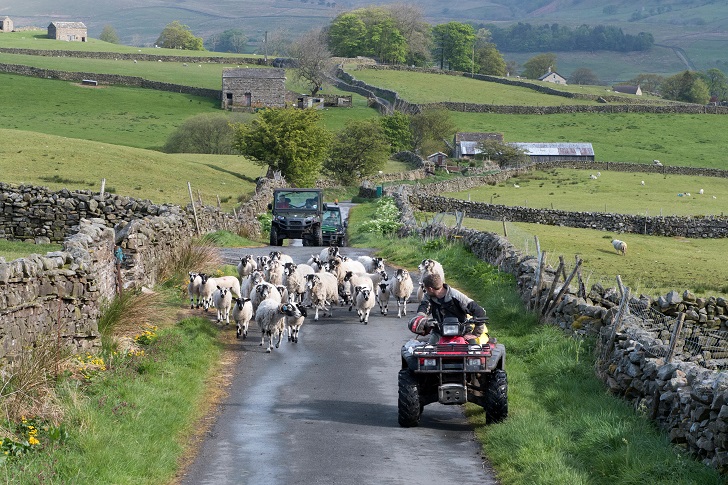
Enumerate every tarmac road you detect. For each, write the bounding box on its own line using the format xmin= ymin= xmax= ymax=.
xmin=180 ymin=241 xmax=499 ymax=485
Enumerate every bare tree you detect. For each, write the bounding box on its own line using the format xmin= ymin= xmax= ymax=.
xmin=385 ymin=4 xmax=431 ymax=66
xmin=289 ymin=29 xmax=332 ymax=96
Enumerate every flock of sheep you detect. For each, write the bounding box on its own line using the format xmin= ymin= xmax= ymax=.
xmin=186 ymin=247 xmax=446 ymax=353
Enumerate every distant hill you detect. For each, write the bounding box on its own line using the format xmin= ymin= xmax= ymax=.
xmin=2 ymin=0 xmax=726 ymax=78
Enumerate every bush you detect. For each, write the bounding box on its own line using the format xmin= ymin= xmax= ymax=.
xmin=163 ymin=113 xmax=246 ymax=154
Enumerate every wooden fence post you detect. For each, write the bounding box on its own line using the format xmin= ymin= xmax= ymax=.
xmin=545 ymin=257 xmax=582 ymax=319
xmin=540 ymin=256 xmax=565 ymax=316
xmin=188 ymin=182 xmax=200 ymax=235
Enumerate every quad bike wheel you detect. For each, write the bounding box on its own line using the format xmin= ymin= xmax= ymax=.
xmin=482 ymin=369 xmax=508 ymax=424
xmin=398 ymin=369 xmax=421 ymax=427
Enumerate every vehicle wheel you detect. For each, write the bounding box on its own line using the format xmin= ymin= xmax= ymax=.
xmin=314 ymin=225 xmax=323 ymax=246
xmin=398 ymin=369 xmax=421 ymax=427
xmin=482 ymin=369 xmax=508 ymax=424
xmin=270 ymin=226 xmax=280 ymax=246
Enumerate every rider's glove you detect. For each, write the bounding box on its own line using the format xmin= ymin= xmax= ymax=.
xmin=409 ymin=313 xmax=430 ymax=335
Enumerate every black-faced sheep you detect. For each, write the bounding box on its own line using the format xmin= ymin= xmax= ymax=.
xmin=320 ymin=246 xmax=340 ymax=262
xmin=305 ymin=272 xmax=339 ymax=321
xmin=377 ymin=281 xmax=391 ymax=315
xmin=392 ymin=268 xmax=414 ymax=318
xmin=354 ymin=286 xmax=376 ymax=324
xmin=611 ymin=239 xmax=627 ymax=256
xmin=357 ymin=256 xmax=385 ymax=273
xmin=237 ymin=254 xmax=256 ymax=279
xmin=188 ymin=272 xmax=202 ymax=309
xmin=269 ymin=250 xmax=294 ymax=266
xmin=200 ymin=275 xmax=241 ymax=311
xmin=265 ymin=258 xmax=284 ymax=286
xmin=255 ymin=299 xmax=290 ymax=353
xmin=233 ymin=297 xmax=254 ymax=339
xmin=213 ymin=286 xmax=233 ymax=324
xmin=342 ymin=270 xmax=375 ymax=310
xmin=241 ymin=271 xmax=264 ymax=300
xmin=418 ymin=258 xmax=445 ymax=283
xmin=283 ymin=262 xmax=314 ymax=304
xmin=284 ymin=302 xmax=307 ymax=343
xmin=251 ymin=281 xmax=282 ymax=314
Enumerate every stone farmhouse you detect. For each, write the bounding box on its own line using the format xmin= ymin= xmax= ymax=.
xmin=221 ymin=68 xmax=286 ymax=110
xmin=612 ymin=85 xmax=642 ymax=96
xmin=48 ymin=21 xmax=87 ymax=42
xmin=1 ymin=17 xmax=13 ymax=32
xmin=454 ymin=132 xmax=504 ymax=159
xmin=538 ymin=67 xmax=567 ymax=85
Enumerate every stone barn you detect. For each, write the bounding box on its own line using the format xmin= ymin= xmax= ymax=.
xmin=48 ymin=21 xmax=87 ymax=42
xmin=509 ymin=142 xmax=594 ymax=163
xmin=1 ymin=17 xmax=13 ymax=33
xmin=221 ymin=68 xmax=286 ymax=111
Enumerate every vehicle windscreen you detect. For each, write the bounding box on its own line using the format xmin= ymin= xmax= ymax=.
xmin=323 ymin=209 xmax=342 ymax=226
xmin=274 ymin=191 xmax=320 ymax=210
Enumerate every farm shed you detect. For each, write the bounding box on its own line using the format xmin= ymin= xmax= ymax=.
xmin=221 ymin=68 xmax=286 ymax=111
xmin=427 ymin=152 xmax=448 ymax=168
xmin=510 ymin=142 xmax=594 ymax=163
xmin=48 ymin=21 xmax=87 ymax=42
xmin=1 ymin=17 xmax=13 ymax=32
xmin=454 ymin=132 xmax=504 ymax=159
xmin=538 ymin=68 xmax=567 ymax=85
xmin=612 ymin=85 xmax=642 ymax=95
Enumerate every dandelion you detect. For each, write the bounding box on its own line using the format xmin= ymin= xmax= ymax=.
xmin=28 ymin=436 xmax=40 ymax=446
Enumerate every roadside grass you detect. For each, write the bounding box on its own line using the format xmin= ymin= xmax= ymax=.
xmin=447 ymin=168 xmax=728 ymax=217
xmin=0 ymin=239 xmax=61 ymax=261
xmin=0 ymin=129 xmax=259 ymax=210
xmin=347 ymin=199 xmax=724 ymax=485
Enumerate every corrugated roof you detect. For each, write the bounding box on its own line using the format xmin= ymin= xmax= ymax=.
xmin=510 ymin=143 xmax=594 ymax=156
xmin=49 ymin=21 xmax=86 ymax=29
xmin=454 ymin=132 xmax=503 ymax=143
xmin=222 ymin=68 xmax=285 ymax=79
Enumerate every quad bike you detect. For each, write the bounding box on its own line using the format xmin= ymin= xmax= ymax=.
xmin=398 ymin=317 xmax=508 ymax=427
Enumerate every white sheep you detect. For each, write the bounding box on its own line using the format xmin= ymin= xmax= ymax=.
xmin=319 ymin=246 xmax=340 ymax=262
xmin=357 ymin=256 xmax=385 ymax=273
xmin=641 ymin=180 xmax=645 ymax=186
xmin=653 ymin=160 xmax=663 ymax=166
xmin=305 ymin=273 xmax=339 ymax=321
xmin=392 ymin=268 xmax=414 ymax=318
xmin=251 ymin=281 xmax=282 ymax=314
xmin=377 ymin=281 xmax=391 ymax=315
xmin=328 ymin=257 xmax=367 ymax=284
xmin=418 ymin=258 xmax=445 ymax=284
xmin=284 ymin=302 xmax=307 ymax=343
xmin=699 ymin=188 xmax=704 ymax=195
xmin=237 ymin=254 xmax=256 ymax=279
xmin=241 ymin=271 xmax=264 ymax=299
xmin=306 ymin=254 xmax=324 ymax=272
xmin=232 ymin=297 xmax=254 ymax=339
xmin=213 ymin=286 xmax=233 ymax=325
xmin=187 ymin=272 xmax=202 ymax=309
xmin=256 ymin=255 xmax=270 ymax=272
xmin=264 ymin=258 xmax=284 ymax=286
xmin=354 ymin=286 xmax=376 ymax=324
xmin=269 ymin=250 xmax=294 ymax=265
xmin=611 ymin=239 xmax=627 ymax=256
xmin=276 ymin=285 xmax=289 ymax=305
xmin=283 ymin=262 xmax=314 ymax=304
xmin=342 ymin=270 xmax=374 ymax=310
xmin=590 ymin=174 xmax=597 ymax=180
xmin=201 ymin=275 xmax=241 ymax=310
xmin=255 ymin=299 xmax=288 ymax=353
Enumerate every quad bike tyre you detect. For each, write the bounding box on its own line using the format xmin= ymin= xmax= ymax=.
xmin=482 ymin=369 xmax=508 ymax=424
xmin=398 ymin=369 xmax=421 ymax=427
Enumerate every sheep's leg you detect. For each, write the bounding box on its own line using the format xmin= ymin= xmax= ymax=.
xmin=266 ymin=331 xmax=273 ymax=353
xmin=275 ymin=329 xmax=283 ymax=349
xmin=243 ymin=320 xmax=249 ymax=339
xmin=260 ymin=333 xmax=265 ymax=347
xmin=397 ymin=298 xmax=403 ymax=318
xmin=293 ymin=328 xmax=299 ymax=343
xmin=236 ymin=322 xmax=242 ymax=339
xmin=314 ymin=305 xmax=320 ymax=321
xmin=363 ymin=308 xmax=370 ymax=325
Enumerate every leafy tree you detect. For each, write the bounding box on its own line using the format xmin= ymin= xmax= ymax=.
xmin=569 ymin=67 xmax=600 ymax=85
xmin=206 ymin=29 xmax=247 ymax=53
xmin=99 ymin=25 xmax=120 ymax=44
xmin=289 ymin=29 xmax=331 ymax=96
xmin=431 ymin=22 xmax=475 ymax=71
xmin=231 ymin=108 xmax=332 ymax=187
xmin=327 ymin=12 xmax=368 ymax=57
xmin=163 ymin=113 xmax=245 ymax=155
xmin=476 ymin=140 xmax=529 ymax=168
xmin=627 ymin=73 xmax=664 ymax=93
xmin=156 ymin=21 xmax=204 ymax=50
xmin=700 ymin=68 xmax=728 ymax=100
xmin=326 ymin=119 xmax=390 ymax=184
xmin=385 ymin=3 xmax=431 ymax=66
xmin=522 ymin=53 xmax=557 ymax=79
xmin=475 ymin=43 xmax=506 ymax=76
xmin=380 ymin=111 xmax=413 ymax=153
xmin=660 ymin=71 xmax=710 ymax=104
xmin=409 ymin=108 xmax=456 ymax=156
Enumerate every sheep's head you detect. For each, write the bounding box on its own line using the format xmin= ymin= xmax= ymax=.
xmin=396 ymin=268 xmax=409 ymax=281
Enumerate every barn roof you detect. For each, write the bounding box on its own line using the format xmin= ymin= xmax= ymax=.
xmin=49 ymin=21 xmax=87 ymax=29
xmin=454 ymin=132 xmax=503 ymax=143
xmin=223 ymin=68 xmax=285 ymax=79
xmin=509 ymin=142 xmax=594 ymax=157
xmin=612 ymin=85 xmax=640 ymax=95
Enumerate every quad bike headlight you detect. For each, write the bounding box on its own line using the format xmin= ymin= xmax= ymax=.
xmin=442 ymin=323 xmax=460 ymax=336
xmin=423 ymin=358 xmax=437 ymax=367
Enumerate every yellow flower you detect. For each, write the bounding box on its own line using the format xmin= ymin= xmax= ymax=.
xmin=28 ymin=436 xmax=40 ymax=446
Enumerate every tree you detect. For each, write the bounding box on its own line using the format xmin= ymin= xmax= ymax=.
xmin=627 ymin=73 xmax=664 ymax=93
xmin=431 ymin=22 xmax=475 ymax=71
xmin=328 ymin=12 xmax=368 ymax=58
xmin=409 ymin=108 xmax=456 ymax=156
xmin=385 ymin=4 xmax=431 ymax=66
xmin=380 ymin=111 xmax=413 ymax=153
xmin=476 ymin=140 xmax=530 ymax=168
xmin=289 ymin=29 xmax=331 ymax=96
xmin=660 ymin=71 xmax=710 ymax=104
xmin=522 ymin=53 xmax=557 ymax=79
xmin=231 ymin=108 xmax=332 ymax=187
xmin=326 ymin=119 xmax=390 ymax=184
xmin=475 ymin=43 xmax=506 ymax=76
xmin=207 ymin=29 xmax=248 ymax=53
xmin=99 ymin=25 xmax=120 ymax=44
xmin=569 ymin=67 xmax=600 ymax=85
xmin=156 ymin=21 xmax=204 ymax=50
xmin=700 ymin=68 xmax=728 ymax=100
xmin=163 ymin=113 xmax=245 ymax=155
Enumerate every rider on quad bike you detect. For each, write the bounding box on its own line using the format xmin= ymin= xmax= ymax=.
xmin=409 ymin=273 xmax=488 ymax=344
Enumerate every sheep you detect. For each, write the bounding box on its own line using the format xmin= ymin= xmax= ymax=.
xmin=328 ymin=257 xmax=367 ymax=284
xmin=306 ymin=254 xmax=324 ymax=272
xmin=284 ymin=303 xmax=307 ymax=343
xmin=611 ymin=239 xmax=627 ymax=256
xmin=641 ymin=180 xmax=645 ymax=186
xmin=255 ymin=299 xmax=289 ymax=353
xmin=276 ymin=285 xmax=290 ymax=305
xmin=418 ymin=258 xmax=445 ymax=283
xmin=590 ymin=174 xmax=597 ymax=180
xmin=241 ymin=270 xmax=264 ymax=299
xmin=341 ymin=270 xmax=375 ymax=309
xmin=198 ymin=274 xmax=216 ymax=311
xmin=416 ymin=281 xmax=425 ymax=302
xmin=256 ymin=255 xmax=270 ymax=272
xmin=513 ymin=184 xmax=520 ymax=188
xmin=237 ymin=254 xmax=256 ymax=279
xmin=283 ymin=262 xmax=314 ymax=304
xmin=232 ymin=297 xmax=254 ymax=339
xmin=653 ymin=159 xmax=663 ymax=166
xmin=187 ymin=272 xmax=202 ymax=309
xmin=699 ymin=188 xmax=704 ymax=195
xmin=264 ymin=258 xmax=285 ymax=286
xmin=251 ymin=281 xmax=282 ymax=314
xmin=319 ymin=246 xmax=340 ymax=262
xmin=392 ymin=268 xmax=414 ymax=318
xmin=305 ymin=273 xmax=339 ymax=321
xmin=202 ymin=275 xmax=241 ymax=310
xmin=377 ymin=281 xmax=392 ymax=315
xmin=213 ymin=286 xmax=233 ymax=324
xmin=269 ymin=250 xmax=294 ymax=266
xmin=354 ymin=286 xmax=376 ymax=324
xmin=357 ymin=256 xmax=385 ymax=273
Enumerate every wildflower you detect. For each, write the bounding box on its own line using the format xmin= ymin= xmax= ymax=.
xmin=28 ymin=436 xmax=40 ymax=446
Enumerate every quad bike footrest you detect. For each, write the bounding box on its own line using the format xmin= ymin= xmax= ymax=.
xmin=438 ymin=384 xmax=467 ymax=404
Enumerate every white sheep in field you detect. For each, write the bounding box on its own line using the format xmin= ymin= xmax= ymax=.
xmin=269 ymin=250 xmax=294 ymax=266
xmin=354 ymin=286 xmax=376 ymax=324
xmin=232 ymin=297 xmax=254 ymax=339
xmin=377 ymin=281 xmax=391 ymax=315
xmin=264 ymin=258 xmax=285 ymax=286
xmin=418 ymin=258 xmax=445 ymax=286
xmin=699 ymin=188 xmax=704 ymax=195
xmin=590 ymin=174 xmax=597 ymax=180
xmin=284 ymin=302 xmax=307 ymax=343
xmin=213 ymin=286 xmax=233 ymax=324
xmin=201 ymin=275 xmax=241 ymax=310
xmin=237 ymin=254 xmax=256 ymax=279
xmin=255 ymin=299 xmax=289 ymax=353
xmin=357 ymin=255 xmax=385 ymax=273
xmin=283 ymin=262 xmax=314 ymax=304
xmin=392 ymin=268 xmax=414 ymax=318
xmin=653 ymin=160 xmax=663 ymax=166
xmin=305 ymin=272 xmax=339 ymax=321
xmin=241 ymin=271 xmax=264 ymax=299
xmin=320 ymin=246 xmax=340 ymax=262
xmin=641 ymin=180 xmax=645 ymax=186
xmin=251 ymin=281 xmax=282 ymax=314
xmin=611 ymin=239 xmax=627 ymax=256
xmin=187 ymin=272 xmax=202 ymax=309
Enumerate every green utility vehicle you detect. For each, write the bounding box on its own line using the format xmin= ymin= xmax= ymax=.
xmin=322 ymin=204 xmax=347 ymax=247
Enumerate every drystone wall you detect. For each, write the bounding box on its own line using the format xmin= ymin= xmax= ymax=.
xmin=388 ymin=183 xmax=728 ymax=472
xmin=0 ymin=48 xmax=267 ymax=65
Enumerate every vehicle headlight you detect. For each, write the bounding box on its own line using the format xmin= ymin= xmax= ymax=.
xmin=423 ymin=358 xmax=437 ymax=367
xmin=466 ymin=357 xmax=484 ymax=367
xmin=442 ymin=323 xmax=459 ymax=336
